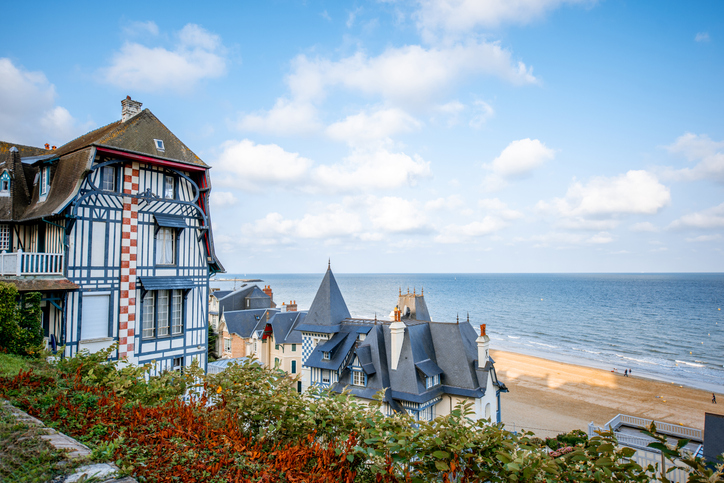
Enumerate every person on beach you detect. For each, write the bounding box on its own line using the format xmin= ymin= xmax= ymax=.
xmin=714 ymin=393 xmax=717 ymax=404
xmin=624 ymin=369 xmax=628 ymax=377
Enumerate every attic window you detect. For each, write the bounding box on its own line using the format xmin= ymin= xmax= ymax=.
xmin=154 ymin=139 xmax=165 ymax=151
xmin=0 ymin=171 xmax=10 ymax=196
xmin=323 ymin=351 xmax=330 ymax=360
xmin=40 ymin=166 xmax=50 ymax=196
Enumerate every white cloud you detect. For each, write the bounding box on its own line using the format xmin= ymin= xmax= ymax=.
xmin=237 ymin=98 xmax=321 ymax=136
xmin=435 ymin=216 xmax=507 ymax=243
xmin=664 ymin=133 xmax=724 ymax=182
xmin=686 ymin=234 xmax=722 ymax=242
xmin=214 ymin=139 xmax=313 ymax=191
xmin=367 ymin=196 xmax=430 ymax=233
xmin=516 ymin=230 xmax=612 ymax=247
xmin=587 ymin=232 xmax=614 ymax=244
xmin=326 ymin=107 xmax=422 ymax=146
xmin=314 ymin=149 xmax=431 ymax=192
xmin=478 ymin=198 xmax=523 ymax=219
xmin=695 ymin=32 xmax=710 ymax=42
xmin=669 ymin=203 xmax=724 ymax=230
xmin=210 ymin=191 xmax=238 ymax=208
xmin=483 ymin=138 xmax=554 ymax=190
xmin=555 ymin=218 xmax=619 ymax=231
xmin=100 ymin=23 xmax=227 ymax=93
xmin=288 ymin=41 xmax=537 ymax=106
xmin=0 ymin=58 xmax=84 ymax=145
xmin=539 ymin=170 xmax=670 ymax=217
xmin=347 ymin=7 xmax=363 ymax=27
xmin=415 ymin=0 xmax=593 ymax=38
xmin=241 ymin=207 xmax=363 ymax=243
xmin=630 ymin=222 xmax=659 ymax=232
xmin=123 ymin=20 xmax=159 ymax=37
xmin=469 ymin=100 xmax=495 ymax=128
xmin=426 ymin=195 xmax=465 ymax=211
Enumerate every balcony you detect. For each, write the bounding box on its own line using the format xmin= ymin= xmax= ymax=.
xmin=0 ymin=250 xmax=64 ymax=276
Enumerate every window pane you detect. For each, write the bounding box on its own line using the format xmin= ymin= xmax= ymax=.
xmin=0 ymin=224 xmax=9 ymax=250
xmin=156 ymin=228 xmax=175 ymax=264
xmin=143 ymin=292 xmax=155 ymax=338
xmin=158 ymin=290 xmax=169 ymax=336
xmin=172 ymin=290 xmax=183 ymax=334
xmin=164 ymin=175 xmax=174 ymax=199
xmin=101 ymin=166 xmax=115 ymax=191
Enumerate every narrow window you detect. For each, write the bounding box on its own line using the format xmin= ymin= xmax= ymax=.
xmin=291 ymin=360 xmax=297 ymax=374
xmin=164 ymin=175 xmax=174 ymax=199
xmin=322 ymin=370 xmax=330 ymax=384
xmin=224 ymin=338 xmax=231 ymax=352
xmin=101 ymin=166 xmax=116 ymax=191
xmin=275 ymin=343 xmax=279 ymax=350
xmin=291 ymin=344 xmax=296 ymax=352
xmin=142 ymin=292 xmax=155 ymax=338
xmin=157 ymin=290 xmax=170 ymax=336
xmin=0 ymin=224 xmax=9 ymax=251
xmin=155 ymin=227 xmax=175 ymax=265
xmin=40 ymin=166 xmax=51 ymax=195
xmin=154 ymin=139 xmax=165 ymax=151
xmin=172 ymin=356 xmax=183 ymax=371
xmin=171 ymin=290 xmax=183 ymax=335
xmin=0 ymin=171 xmax=10 ymax=195
xmin=274 ymin=357 xmax=280 ymax=368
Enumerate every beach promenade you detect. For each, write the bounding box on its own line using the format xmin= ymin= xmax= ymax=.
xmin=492 ymin=350 xmax=719 ymax=438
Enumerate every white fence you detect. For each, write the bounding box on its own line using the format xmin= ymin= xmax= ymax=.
xmin=0 ymin=250 xmax=64 ymax=276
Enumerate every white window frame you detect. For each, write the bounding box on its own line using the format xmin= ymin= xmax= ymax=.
xmin=40 ymin=166 xmax=50 ymax=196
xmin=0 ymin=171 xmax=10 ymax=196
xmin=143 ymin=289 xmax=184 ymax=339
xmin=352 ymin=370 xmax=365 ymax=386
xmin=172 ymin=356 xmax=183 ymax=372
xmin=322 ymin=370 xmax=330 ymax=384
xmin=154 ymin=139 xmax=165 ymax=151
xmin=155 ymin=227 xmax=175 ymax=265
xmin=224 ymin=337 xmax=232 ymax=352
xmin=0 ymin=224 xmax=9 ymax=251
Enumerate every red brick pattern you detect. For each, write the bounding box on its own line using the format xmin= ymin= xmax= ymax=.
xmin=118 ymin=162 xmax=139 ymax=360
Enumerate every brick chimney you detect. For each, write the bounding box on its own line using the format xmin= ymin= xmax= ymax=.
xmin=286 ymin=300 xmax=297 ymax=312
xmin=263 ymin=285 xmax=273 ymax=301
xmin=476 ymin=324 xmax=490 ymax=369
xmin=121 ymin=96 xmax=143 ymax=122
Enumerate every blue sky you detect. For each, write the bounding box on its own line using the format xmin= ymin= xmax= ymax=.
xmin=1 ymin=1 xmax=722 ymax=273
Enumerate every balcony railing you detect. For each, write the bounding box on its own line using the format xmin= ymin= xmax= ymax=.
xmin=0 ymin=250 xmax=64 ymax=276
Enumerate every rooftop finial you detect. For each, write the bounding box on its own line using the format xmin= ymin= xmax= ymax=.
xmin=375 ymin=313 xmax=378 ymax=324
xmin=456 ymin=313 xmax=459 ymax=324
xmin=413 ymin=287 xmax=416 ymax=296
xmin=467 ymin=312 xmax=469 ymax=323
xmin=328 ymin=258 xmax=331 ymax=270
xmin=421 ymin=287 xmax=423 ymax=296
xmin=399 ymin=287 xmax=402 ymax=296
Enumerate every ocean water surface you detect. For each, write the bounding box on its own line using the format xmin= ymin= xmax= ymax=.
xmin=212 ymin=273 xmax=724 ymax=392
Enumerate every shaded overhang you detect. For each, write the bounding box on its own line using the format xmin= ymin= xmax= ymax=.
xmin=95 ymin=146 xmax=207 ymax=172
xmin=0 ymin=277 xmax=79 ymax=292
xmin=138 ymin=276 xmax=196 ymax=291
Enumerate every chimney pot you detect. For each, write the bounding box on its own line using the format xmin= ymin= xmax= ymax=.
xmin=44 ymin=143 xmax=50 ymax=150
xmin=480 ymin=324 xmax=486 ymax=337
xmin=51 ymin=145 xmax=56 ymax=150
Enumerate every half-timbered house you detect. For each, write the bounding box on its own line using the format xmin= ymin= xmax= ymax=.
xmin=0 ymin=97 xmax=223 ymax=372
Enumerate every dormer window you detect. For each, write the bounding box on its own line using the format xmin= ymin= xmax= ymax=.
xmin=0 ymin=171 xmax=10 ymax=196
xmin=323 ymin=351 xmax=330 ymax=360
xmin=352 ymin=370 xmax=366 ymax=386
xmin=40 ymin=166 xmax=51 ymax=196
xmin=154 ymin=139 xmax=165 ymax=151
xmin=425 ymin=374 xmax=440 ymax=389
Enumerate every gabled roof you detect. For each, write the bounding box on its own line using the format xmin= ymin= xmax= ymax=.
xmin=302 ymin=267 xmax=350 ymax=329
xmin=53 ymin=109 xmax=207 ymax=168
xmin=222 ymin=309 xmax=269 ymax=338
xmin=0 ymin=142 xmax=51 ymax=158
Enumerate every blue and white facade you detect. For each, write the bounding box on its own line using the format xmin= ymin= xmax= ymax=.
xmin=0 ymin=97 xmax=223 ymax=372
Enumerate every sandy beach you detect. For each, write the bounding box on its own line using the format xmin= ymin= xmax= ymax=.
xmin=492 ymin=350 xmax=722 ymax=438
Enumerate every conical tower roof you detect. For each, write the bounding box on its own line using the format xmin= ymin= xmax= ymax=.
xmin=305 ymin=265 xmax=350 ymax=327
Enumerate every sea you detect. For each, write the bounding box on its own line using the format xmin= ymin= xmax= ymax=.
xmin=211 ymin=273 xmax=724 ymax=393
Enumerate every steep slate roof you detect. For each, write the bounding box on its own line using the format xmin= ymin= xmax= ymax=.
xmin=270 ymin=311 xmax=305 ymax=344
xmin=297 ymin=267 xmax=350 ymax=332
xmin=53 ymin=109 xmax=207 ymax=168
xmin=218 ymin=285 xmax=271 ymax=313
xmin=223 ymin=309 xmax=270 ymax=338
xmin=0 ymin=142 xmax=51 ymax=158
xmin=301 ymin=268 xmax=501 ymax=410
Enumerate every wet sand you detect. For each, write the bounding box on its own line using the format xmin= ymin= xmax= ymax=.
xmin=492 ymin=349 xmax=721 ymax=438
